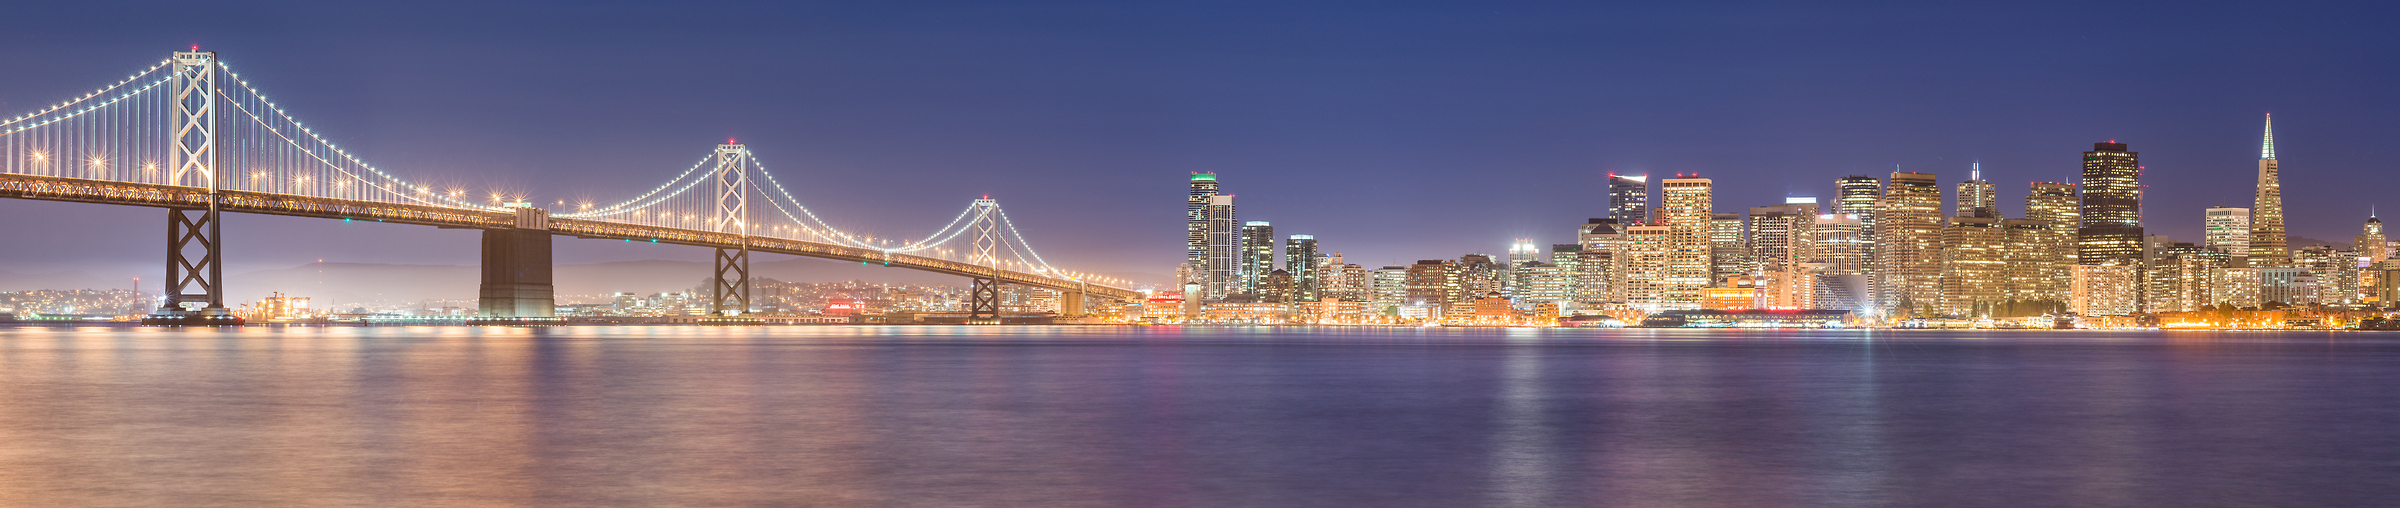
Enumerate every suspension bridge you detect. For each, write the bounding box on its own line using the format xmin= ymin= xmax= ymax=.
xmin=0 ymin=50 xmax=1137 ymax=325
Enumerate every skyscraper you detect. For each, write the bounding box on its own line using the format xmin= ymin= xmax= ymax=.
xmin=2205 ymin=207 xmax=2252 ymax=260
xmin=1609 ymin=174 xmax=1649 ymax=224
xmin=1709 ymin=212 xmax=1749 ymax=283
xmin=1940 ymin=216 xmax=2006 ymax=316
xmin=1956 ymin=163 xmax=1997 ymax=218
xmin=1205 ymin=195 xmax=1239 ymax=300
xmin=1285 ymin=235 xmax=1320 ymax=301
xmin=1658 ymin=176 xmax=1715 ymax=310
xmin=1239 ymin=221 xmax=1275 ymax=297
xmin=2359 ymin=215 xmax=2387 ymax=264
xmin=1812 ymin=213 xmax=1870 ymax=310
xmin=1835 ymin=175 xmax=1882 ymax=284
xmin=1185 ymin=173 xmax=1219 ymax=286
xmin=2026 ymin=182 xmax=2080 ymax=295
xmin=1877 ymin=172 xmax=1944 ymax=312
xmin=2249 ymin=114 xmax=2290 ymax=267
xmin=2078 ymin=142 xmax=2144 ymax=269
xmin=1750 ymin=198 xmax=1818 ymax=309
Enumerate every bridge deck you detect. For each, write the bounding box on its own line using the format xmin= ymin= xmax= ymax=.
xmin=0 ymin=173 xmax=1136 ymax=300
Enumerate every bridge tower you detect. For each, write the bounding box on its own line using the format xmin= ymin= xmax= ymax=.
xmin=968 ymin=199 xmax=1001 ymax=323
xmin=709 ymin=143 xmax=752 ymax=317
xmin=145 ymin=51 xmax=241 ymax=326
xmin=478 ymin=205 xmax=555 ymax=319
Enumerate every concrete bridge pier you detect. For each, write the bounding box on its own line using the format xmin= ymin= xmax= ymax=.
xmin=478 ymin=207 xmax=554 ymax=319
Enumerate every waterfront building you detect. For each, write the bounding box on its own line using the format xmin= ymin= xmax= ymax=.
xmin=2294 ymin=247 xmax=2356 ymax=305
xmin=1550 ymin=244 xmax=1583 ymax=308
xmin=1186 ymin=173 xmax=1219 ymax=287
xmin=2147 ymin=242 xmax=2226 ymax=312
xmin=2359 ymin=216 xmax=2387 ymax=304
xmin=1285 ymin=235 xmax=1320 ymax=301
xmin=1610 ymin=174 xmax=1649 ymax=223
xmin=2210 ymin=267 xmax=2263 ymax=309
xmin=1519 ymin=262 xmax=1575 ymax=311
xmin=1956 ymin=163 xmax=1996 ymax=218
xmin=1316 ymin=253 xmax=1369 ymax=302
xmin=2206 ymin=207 xmax=2252 ymax=261
xmin=1507 ymin=239 xmax=1540 ymax=299
xmin=1878 ymin=172 xmax=1944 ymax=313
xmin=2000 ymin=218 xmax=2061 ymax=306
xmin=1240 ymin=221 xmax=1275 ymax=297
xmin=2079 ymin=141 xmax=2145 ymax=273
xmin=1702 ymin=275 xmax=1758 ymax=311
xmin=2259 ymin=267 xmax=2316 ymax=306
xmin=1205 ymin=195 xmax=1239 ymax=300
xmin=1658 ymin=177 xmax=1715 ymax=310
xmin=2250 ymin=115 xmax=2290 ymax=267
xmin=2071 ymin=263 xmax=2139 ymax=316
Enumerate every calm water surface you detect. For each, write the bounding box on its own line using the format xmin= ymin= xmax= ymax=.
xmin=1 ymin=325 xmax=2395 ymax=507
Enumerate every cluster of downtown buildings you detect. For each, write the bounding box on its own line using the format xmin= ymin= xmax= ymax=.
xmin=1172 ymin=116 xmax=2400 ymax=327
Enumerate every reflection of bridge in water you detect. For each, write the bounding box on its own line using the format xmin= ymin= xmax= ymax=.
xmin=0 ymin=50 xmax=1135 ymax=325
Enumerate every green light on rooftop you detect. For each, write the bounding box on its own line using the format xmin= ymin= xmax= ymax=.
xmin=1189 ymin=173 xmax=1217 ymax=181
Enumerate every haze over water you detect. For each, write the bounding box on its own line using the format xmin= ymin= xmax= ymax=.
xmin=1 ymin=326 xmax=2394 ymax=507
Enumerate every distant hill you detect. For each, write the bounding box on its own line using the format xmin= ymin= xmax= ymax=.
xmin=0 ymin=269 xmax=108 ymax=292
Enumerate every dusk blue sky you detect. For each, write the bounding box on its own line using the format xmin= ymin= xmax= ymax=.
xmin=2 ymin=1 xmax=2395 ymax=287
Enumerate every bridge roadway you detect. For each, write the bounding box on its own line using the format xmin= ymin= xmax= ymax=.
xmin=0 ymin=173 xmax=1139 ymax=301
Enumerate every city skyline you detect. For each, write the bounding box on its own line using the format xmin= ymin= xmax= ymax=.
xmin=2 ymin=1 xmax=2397 ymax=288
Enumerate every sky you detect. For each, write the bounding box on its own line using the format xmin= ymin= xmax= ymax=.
xmin=2 ymin=0 xmax=2396 ymax=288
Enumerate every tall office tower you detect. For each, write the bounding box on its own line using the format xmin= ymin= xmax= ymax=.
xmin=1750 ymin=198 xmax=1819 ymax=308
xmin=1550 ymin=244 xmax=1583 ymax=304
xmin=1956 ymin=163 xmax=1997 ymax=218
xmin=1835 ymin=175 xmax=1883 ymax=274
xmin=1609 ymin=174 xmax=1649 ymax=223
xmin=2078 ymin=142 xmax=2145 ymax=302
xmin=1456 ymin=254 xmax=1503 ymax=309
xmin=1575 ymin=221 xmax=1620 ymax=305
xmin=1239 ymin=221 xmax=1276 ymax=297
xmin=1877 ymin=172 xmax=1944 ymax=313
xmin=1709 ymin=212 xmax=1750 ymax=283
xmin=1405 ymin=260 xmax=1461 ymax=318
xmin=2000 ymin=219 xmax=2060 ymax=306
xmin=1186 ymin=173 xmax=1219 ymax=285
xmin=2025 ymin=182 xmax=2080 ymax=295
xmin=1618 ymin=225 xmax=1679 ymax=310
xmin=1204 ymin=195 xmax=1239 ymax=300
xmin=1812 ymin=213 xmax=1869 ymax=310
xmin=1285 ymin=235 xmax=1320 ymax=301
xmin=2358 ymin=215 xmax=2388 ymax=263
xmin=1658 ymin=177 xmax=1714 ymax=309
xmin=2205 ymin=207 xmax=2253 ymax=261
xmin=1507 ymin=239 xmax=1540 ymax=299
xmin=2359 ymin=216 xmax=2386 ymax=305
xmin=1939 ymin=216 xmax=2007 ymax=316
xmin=1371 ymin=267 xmax=1408 ymax=315
xmin=2249 ymin=114 xmax=2290 ymax=267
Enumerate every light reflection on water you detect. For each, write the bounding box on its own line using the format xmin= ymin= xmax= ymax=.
xmin=0 ymin=326 xmax=2395 ymax=507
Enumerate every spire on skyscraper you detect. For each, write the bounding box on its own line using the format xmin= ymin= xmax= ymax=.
xmin=2262 ymin=113 xmax=2276 ymax=160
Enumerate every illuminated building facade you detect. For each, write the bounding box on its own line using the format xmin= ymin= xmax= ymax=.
xmin=1956 ymin=163 xmax=1996 ymax=218
xmin=1240 ymin=221 xmax=1274 ymax=297
xmin=1659 ymin=177 xmax=1715 ymax=310
xmin=1877 ymin=172 xmax=1944 ymax=312
xmin=1618 ymin=225 xmax=1679 ymax=311
xmin=2078 ymin=142 xmax=2144 ymax=271
xmin=1609 ymin=174 xmax=1649 ymax=223
xmin=2071 ymin=264 xmax=2138 ymax=316
xmin=1204 ymin=195 xmax=1239 ymax=299
xmin=2250 ymin=114 xmax=2290 ymax=267
xmin=1940 ymin=216 xmax=2006 ymax=315
xmin=1285 ymin=234 xmax=1319 ymax=301
xmin=2206 ymin=207 xmax=2252 ymax=261
xmin=1186 ymin=172 xmax=1218 ymax=287
xmin=2024 ymin=182 xmax=2080 ymax=298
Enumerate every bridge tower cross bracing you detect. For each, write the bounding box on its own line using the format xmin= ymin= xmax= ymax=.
xmin=709 ymin=143 xmax=752 ymax=316
xmin=146 ymin=50 xmax=240 ymax=325
xmin=968 ymin=199 xmax=1001 ymax=323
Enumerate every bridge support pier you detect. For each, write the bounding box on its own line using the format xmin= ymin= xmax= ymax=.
xmin=144 ymin=207 xmax=242 ymax=326
xmin=1061 ymin=290 xmax=1086 ymax=317
xmin=968 ymin=277 xmax=1001 ymax=324
xmin=478 ymin=208 xmax=554 ymax=319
